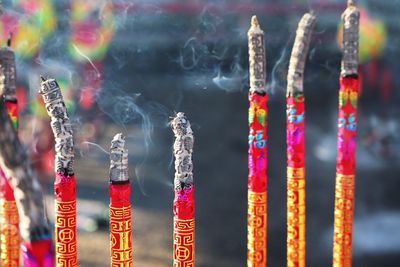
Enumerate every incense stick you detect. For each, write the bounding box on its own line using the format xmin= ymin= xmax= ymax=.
xmin=171 ymin=112 xmax=195 ymax=266
xmin=109 ymin=133 xmax=132 ymax=266
xmin=0 ymin=102 xmax=54 ymax=267
xmin=0 ymin=34 xmax=21 ymax=267
xmin=286 ymin=13 xmax=316 ymax=267
xmin=247 ymin=15 xmax=268 ymax=267
xmin=39 ymin=77 xmax=77 ymax=267
xmin=333 ymin=2 xmax=360 ymax=267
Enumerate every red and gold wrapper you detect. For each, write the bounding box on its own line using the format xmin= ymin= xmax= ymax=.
xmin=109 ymin=182 xmax=132 ymax=267
xmin=286 ymin=93 xmax=305 ymax=267
xmin=0 ymin=100 xmax=19 ymax=267
xmin=248 ymin=92 xmax=267 ymax=266
xmin=173 ymin=186 xmax=195 ymax=267
xmin=54 ymin=173 xmax=77 ymax=267
xmin=333 ymin=77 xmax=359 ymax=267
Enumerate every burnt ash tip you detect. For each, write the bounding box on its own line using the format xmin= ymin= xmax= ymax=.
xmin=171 ymin=112 xmax=192 ymax=137
xmin=110 ymin=133 xmax=129 ymax=183
xmin=251 ymin=15 xmax=259 ymax=28
xmin=7 ymin=33 xmax=12 ymax=47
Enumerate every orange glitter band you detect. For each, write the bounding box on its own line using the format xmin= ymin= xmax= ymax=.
xmin=333 ymin=174 xmax=355 ymax=267
xmin=173 ymin=219 xmax=195 ymax=267
xmin=0 ymin=199 xmax=19 ymax=267
xmin=247 ymin=191 xmax=267 ymax=266
xmin=110 ymin=206 xmax=132 ymax=267
xmin=287 ymin=167 xmax=306 ymax=267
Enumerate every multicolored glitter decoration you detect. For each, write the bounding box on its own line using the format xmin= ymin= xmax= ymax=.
xmin=0 ymin=37 xmax=20 ymax=267
xmin=171 ymin=112 xmax=195 ymax=267
xmin=247 ymin=16 xmax=267 ymax=267
xmin=39 ymin=77 xmax=77 ymax=267
xmin=109 ymin=133 xmax=133 ymax=267
xmin=333 ymin=1 xmax=360 ymax=267
xmin=286 ymin=13 xmax=316 ymax=267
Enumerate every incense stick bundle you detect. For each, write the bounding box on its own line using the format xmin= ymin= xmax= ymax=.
xmin=109 ymin=133 xmax=132 ymax=266
xmin=0 ymin=36 xmax=21 ymax=267
xmin=0 ymin=102 xmax=54 ymax=267
xmin=286 ymin=13 xmax=316 ymax=267
xmin=39 ymin=77 xmax=77 ymax=267
xmin=247 ymin=15 xmax=268 ymax=267
xmin=171 ymin=112 xmax=195 ymax=267
xmin=333 ymin=1 xmax=360 ymax=267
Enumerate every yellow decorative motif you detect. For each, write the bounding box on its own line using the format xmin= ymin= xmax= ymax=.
xmin=173 ymin=219 xmax=195 ymax=267
xmin=247 ymin=191 xmax=267 ymax=267
xmin=0 ymin=200 xmax=19 ymax=267
xmin=333 ymin=174 xmax=355 ymax=267
xmin=287 ymin=167 xmax=306 ymax=267
xmin=55 ymin=201 xmax=77 ymax=267
xmin=110 ymin=206 xmax=132 ymax=267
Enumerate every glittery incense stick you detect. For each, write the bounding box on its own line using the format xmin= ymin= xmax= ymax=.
xmin=39 ymin=77 xmax=77 ymax=267
xmin=333 ymin=1 xmax=359 ymax=267
xmin=171 ymin=112 xmax=195 ymax=267
xmin=286 ymin=13 xmax=316 ymax=267
xmin=247 ymin=15 xmax=267 ymax=267
xmin=109 ymin=133 xmax=132 ymax=266
xmin=0 ymin=34 xmax=21 ymax=267
xmin=0 ymin=102 xmax=54 ymax=267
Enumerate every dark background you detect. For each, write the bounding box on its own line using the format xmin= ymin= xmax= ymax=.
xmin=1 ymin=0 xmax=400 ymax=266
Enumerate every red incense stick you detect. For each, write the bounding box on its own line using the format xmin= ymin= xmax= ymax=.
xmin=0 ymin=34 xmax=21 ymax=267
xmin=39 ymin=77 xmax=77 ymax=267
xmin=171 ymin=112 xmax=195 ymax=267
xmin=286 ymin=13 xmax=316 ymax=267
xmin=0 ymin=101 xmax=54 ymax=267
xmin=109 ymin=133 xmax=132 ymax=266
xmin=333 ymin=1 xmax=360 ymax=266
xmin=247 ymin=16 xmax=268 ymax=267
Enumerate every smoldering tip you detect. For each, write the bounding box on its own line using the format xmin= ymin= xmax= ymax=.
xmin=171 ymin=112 xmax=192 ymax=137
xmin=251 ymin=15 xmax=259 ymax=27
xmin=348 ymin=0 xmax=354 ymax=7
xmin=110 ymin=133 xmax=129 ymax=183
xmin=40 ymin=76 xmax=46 ymax=82
xmin=7 ymin=33 xmax=12 ymax=47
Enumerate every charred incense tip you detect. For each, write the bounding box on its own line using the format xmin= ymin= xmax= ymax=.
xmin=341 ymin=1 xmax=359 ymax=77
xmin=7 ymin=33 xmax=12 ymax=47
xmin=171 ymin=112 xmax=194 ymax=191
xmin=39 ymin=77 xmax=74 ymax=175
xmin=287 ymin=12 xmax=317 ymax=94
xmin=348 ymin=0 xmax=354 ymax=7
xmin=251 ymin=15 xmax=259 ymax=28
xmin=110 ymin=133 xmax=129 ymax=183
xmin=248 ymin=15 xmax=266 ymax=94
xmin=40 ymin=75 xmax=46 ymax=82
xmin=0 ymin=40 xmax=16 ymax=100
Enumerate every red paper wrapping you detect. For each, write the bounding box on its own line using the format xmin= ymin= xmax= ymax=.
xmin=54 ymin=173 xmax=77 ymax=267
xmin=109 ymin=182 xmax=132 ymax=266
xmin=333 ymin=77 xmax=359 ymax=267
xmin=173 ymin=186 xmax=195 ymax=266
xmin=248 ymin=92 xmax=267 ymax=266
xmin=286 ymin=93 xmax=306 ymax=267
xmin=0 ymin=100 xmax=19 ymax=267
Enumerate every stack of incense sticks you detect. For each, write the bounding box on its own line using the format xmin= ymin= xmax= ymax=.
xmin=286 ymin=13 xmax=316 ymax=267
xmin=247 ymin=15 xmax=268 ymax=267
xmin=39 ymin=77 xmax=77 ymax=267
xmin=333 ymin=1 xmax=360 ymax=266
xmin=109 ymin=133 xmax=132 ymax=266
xmin=0 ymin=102 xmax=54 ymax=267
xmin=171 ymin=112 xmax=195 ymax=267
xmin=0 ymin=36 xmax=20 ymax=267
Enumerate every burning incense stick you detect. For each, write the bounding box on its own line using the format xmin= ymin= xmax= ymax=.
xmin=171 ymin=112 xmax=195 ymax=267
xmin=286 ymin=13 xmax=316 ymax=267
xmin=333 ymin=2 xmax=359 ymax=267
xmin=0 ymin=34 xmax=21 ymax=267
xmin=0 ymin=102 xmax=54 ymax=267
xmin=247 ymin=15 xmax=267 ymax=267
xmin=109 ymin=133 xmax=132 ymax=266
xmin=39 ymin=77 xmax=77 ymax=267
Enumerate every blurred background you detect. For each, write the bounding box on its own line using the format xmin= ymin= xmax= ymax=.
xmin=0 ymin=0 xmax=399 ymax=266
